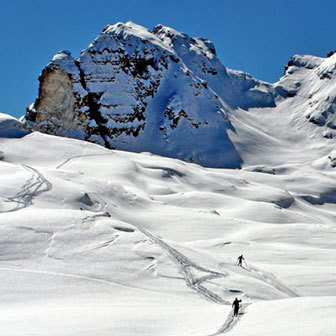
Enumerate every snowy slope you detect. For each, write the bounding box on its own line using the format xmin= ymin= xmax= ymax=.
xmin=1 ymin=119 xmax=336 ymax=335
xmin=0 ymin=113 xmax=28 ymax=138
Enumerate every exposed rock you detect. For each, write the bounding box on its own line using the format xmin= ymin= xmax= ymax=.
xmin=29 ymin=68 xmax=77 ymax=129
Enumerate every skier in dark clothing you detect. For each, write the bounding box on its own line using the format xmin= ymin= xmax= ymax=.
xmin=232 ymin=298 xmax=242 ymax=317
xmin=237 ymin=254 xmax=245 ymax=267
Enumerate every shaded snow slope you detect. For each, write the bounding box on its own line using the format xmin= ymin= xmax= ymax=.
xmin=0 ymin=113 xmax=28 ymax=138
xmin=227 ymin=54 xmax=336 ymax=170
xmin=0 ymin=128 xmax=336 ymax=335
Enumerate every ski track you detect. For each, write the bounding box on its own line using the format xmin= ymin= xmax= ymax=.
xmin=246 ymin=264 xmax=299 ymax=298
xmin=208 ymin=303 xmax=250 ymax=335
xmin=4 ymin=165 xmax=52 ymax=212
xmin=126 ymin=219 xmax=250 ymax=335
xmin=126 ymin=221 xmax=231 ymax=305
xmin=56 ymin=153 xmax=114 ymax=170
xmin=104 ymin=207 xmax=244 ymax=335
xmin=133 ymin=224 xmax=252 ymax=334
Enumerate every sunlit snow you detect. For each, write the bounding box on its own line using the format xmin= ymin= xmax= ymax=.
xmin=1 ymin=109 xmax=336 ymax=335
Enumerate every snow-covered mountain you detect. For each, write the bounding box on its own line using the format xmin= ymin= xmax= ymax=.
xmin=24 ymin=21 xmax=283 ymax=168
xmin=24 ymin=22 xmax=336 ymax=168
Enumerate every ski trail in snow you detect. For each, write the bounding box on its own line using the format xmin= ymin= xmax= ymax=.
xmin=135 ymin=225 xmax=230 ymax=304
xmin=219 ymin=262 xmax=298 ymax=298
xmin=56 ymin=153 xmax=113 ymax=169
xmin=208 ymin=262 xmax=298 ymax=335
xmin=102 ymin=208 xmax=248 ymax=334
xmin=54 ymin=153 xmax=228 ymax=302
xmin=107 ymin=210 xmax=230 ymax=305
xmin=208 ymin=303 xmax=249 ymax=335
xmin=4 ymin=165 xmax=52 ymax=212
xmin=245 ymin=264 xmax=299 ymax=297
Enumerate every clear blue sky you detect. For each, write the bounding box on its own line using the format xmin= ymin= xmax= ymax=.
xmin=2 ymin=0 xmax=336 ymax=119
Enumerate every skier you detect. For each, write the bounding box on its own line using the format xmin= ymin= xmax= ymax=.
xmin=237 ymin=254 xmax=245 ymax=267
xmin=232 ymin=298 xmax=242 ymax=317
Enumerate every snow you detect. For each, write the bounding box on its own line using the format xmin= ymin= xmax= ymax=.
xmin=49 ymin=50 xmax=81 ymax=76
xmin=229 ymin=297 xmax=336 ymax=336
xmin=0 ymin=113 xmax=28 ymax=138
xmin=1 ymin=116 xmax=336 ymax=334
xmin=96 ymin=21 xmax=174 ymax=54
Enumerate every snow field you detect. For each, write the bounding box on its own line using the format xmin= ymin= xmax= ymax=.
xmin=0 ymin=129 xmax=336 ymax=334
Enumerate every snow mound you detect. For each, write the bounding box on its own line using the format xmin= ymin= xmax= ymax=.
xmin=0 ymin=113 xmax=29 ymax=138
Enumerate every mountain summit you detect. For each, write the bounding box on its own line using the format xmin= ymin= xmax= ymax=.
xmin=24 ymin=22 xmax=278 ymax=168
xmin=24 ymin=22 xmax=336 ymax=168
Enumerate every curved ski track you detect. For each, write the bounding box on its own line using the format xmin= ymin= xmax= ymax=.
xmin=56 ymin=153 xmax=114 ymax=170
xmin=208 ymin=303 xmax=249 ymax=335
xmin=4 ymin=165 xmax=52 ymax=212
xmin=133 ymin=224 xmax=231 ymax=305
xmin=246 ymin=264 xmax=298 ymax=298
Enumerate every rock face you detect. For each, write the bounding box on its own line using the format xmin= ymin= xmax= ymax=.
xmin=25 ymin=22 xmax=277 ymax=168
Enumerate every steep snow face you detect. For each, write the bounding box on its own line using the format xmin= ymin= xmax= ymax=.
xmin=278 ymin=53 xmax=336 ymax=137
xmin=153 ymin=24 xmax=276 ymax=109
xmin=25 ymin=22 xmax=279 ymax=168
